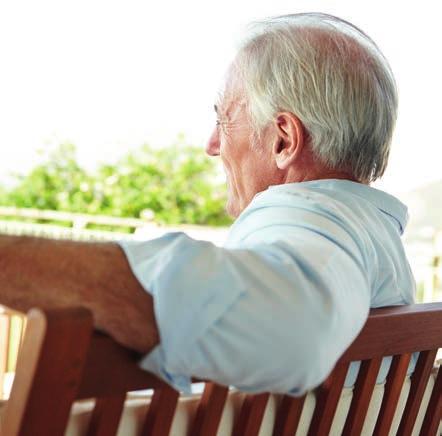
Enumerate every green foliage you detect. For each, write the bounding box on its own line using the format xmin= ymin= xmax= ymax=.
xmin=0 ymin=140 xmax=232 ymax=227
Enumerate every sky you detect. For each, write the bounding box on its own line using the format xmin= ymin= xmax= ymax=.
xmin=0 ymin=0 xmax=441 ymax=196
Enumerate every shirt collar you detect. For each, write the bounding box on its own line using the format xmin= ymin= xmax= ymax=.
xmin=264 ymin=179 xmax=409 ymax=234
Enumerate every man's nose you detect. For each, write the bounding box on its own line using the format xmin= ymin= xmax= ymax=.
xmin=206 ymin=128 xmax=220 ymax=156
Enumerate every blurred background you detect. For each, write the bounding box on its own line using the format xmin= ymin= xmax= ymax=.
xmin=0 ymin=0 xmax=441 ymax=397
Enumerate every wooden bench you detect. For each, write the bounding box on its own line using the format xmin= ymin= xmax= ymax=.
xmin=1 ymin=303 xmax=441 ymax=435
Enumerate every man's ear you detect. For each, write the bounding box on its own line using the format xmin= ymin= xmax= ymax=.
xmin=272 ymin=112 xmax=306 ymax=170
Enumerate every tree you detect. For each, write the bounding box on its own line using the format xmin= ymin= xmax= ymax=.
xmin=1 ymin=139 xmax=231 ymax=227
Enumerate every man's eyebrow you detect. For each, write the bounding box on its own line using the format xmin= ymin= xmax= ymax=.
xmin=214 ymin=104 xmax=218 ymax=114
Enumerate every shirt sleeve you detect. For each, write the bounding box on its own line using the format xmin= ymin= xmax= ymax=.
xmin=118 ymin=227 xmax=371 ymax=395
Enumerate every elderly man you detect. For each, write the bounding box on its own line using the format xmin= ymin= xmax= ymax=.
xmin=0 ymin=13 xmax=414 ymax=395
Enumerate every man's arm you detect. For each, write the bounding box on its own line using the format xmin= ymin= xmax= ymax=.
xmin=0 ymin=235 xmax=159 ymax=354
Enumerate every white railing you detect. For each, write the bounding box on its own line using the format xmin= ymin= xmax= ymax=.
xmin=0 ymin=206 xmax=154 ymax=241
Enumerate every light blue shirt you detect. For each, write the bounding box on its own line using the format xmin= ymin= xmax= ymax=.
xmin=119 ymin=179 xmax=415 ymax=395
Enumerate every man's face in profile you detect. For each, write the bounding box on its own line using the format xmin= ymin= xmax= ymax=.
xmin=205 ymin=70 xmax=277 ymax=218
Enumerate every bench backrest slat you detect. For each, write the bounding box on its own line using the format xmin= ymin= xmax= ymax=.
xmin=141 ymin=386 xmax=179 ymax=436
xmin=233 ymin=392 xmax=270 ymax=436
xmin=398 ymin=349 xmax=438 ymax=435
xmin=419 ymin=366 xmax=441 ymax=436
xmin=191 ymin=383 xmax=229 ymax=436
xmin=86 ymin=394 xmax=126 ymax=436
xmin=307 ymin=361 xmax=351 ymax=435
xmin=342 ymin=357 xmax=383 ymax=436
xmin=372 ymin=353 xmax=412 ymax=435
xmin=272 ymin=394 xmax=306 ymax=436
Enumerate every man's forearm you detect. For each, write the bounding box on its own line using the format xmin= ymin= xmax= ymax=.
xmin=0 ymin=235 xmax=159 ymax=354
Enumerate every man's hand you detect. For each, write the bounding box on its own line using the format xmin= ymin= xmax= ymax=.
xmin=0 ymin=235 xmax=159 ymax=354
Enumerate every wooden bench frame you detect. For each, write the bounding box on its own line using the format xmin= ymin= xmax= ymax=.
xmin=1 ymin=303 xmax=441 ymax=436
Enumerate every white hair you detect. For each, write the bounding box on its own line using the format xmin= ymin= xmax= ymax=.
xmin=235 ymin=13 xmax=398 ymax=183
